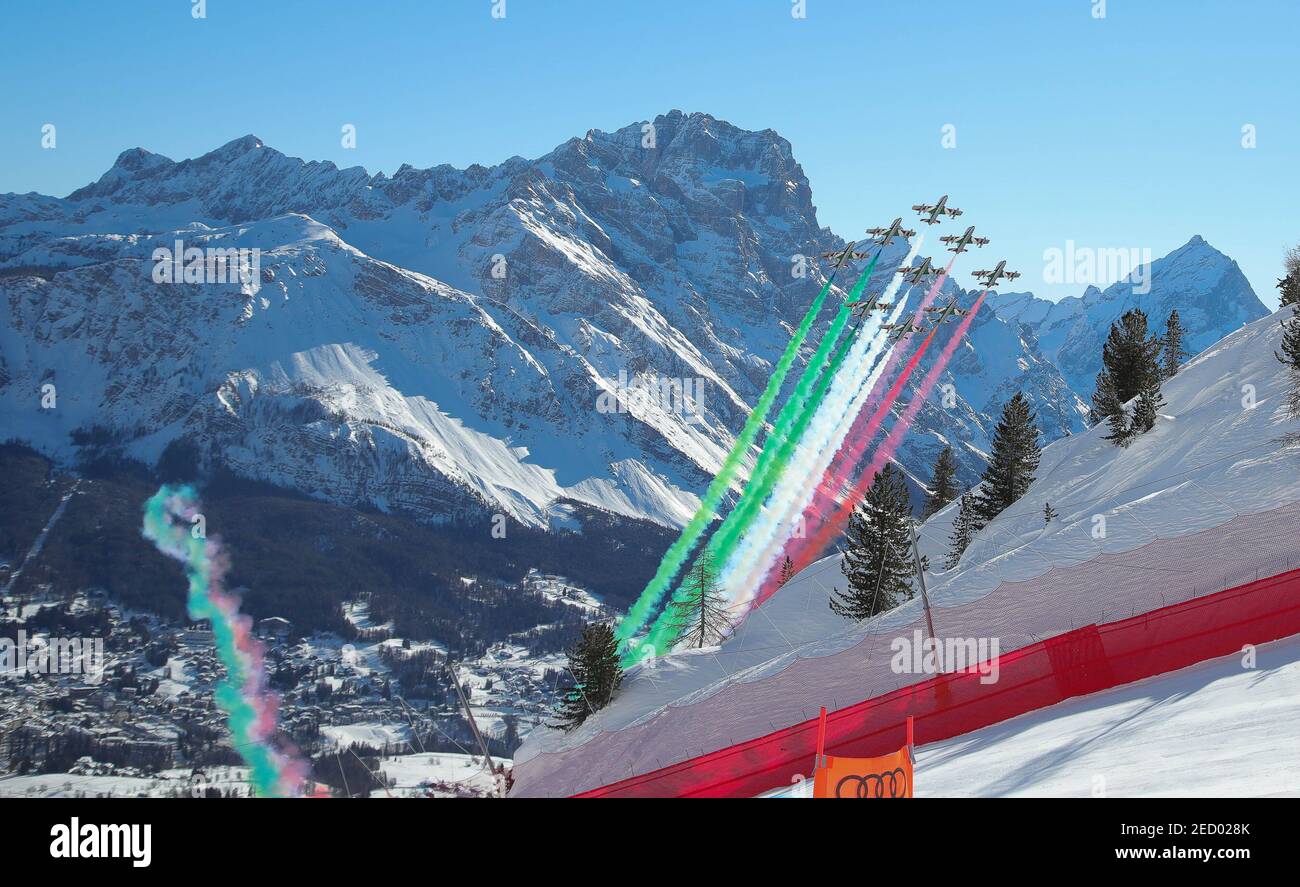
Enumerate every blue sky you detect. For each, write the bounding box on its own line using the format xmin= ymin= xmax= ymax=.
xmin=2 ymin=0 xmax=1296 ymax=307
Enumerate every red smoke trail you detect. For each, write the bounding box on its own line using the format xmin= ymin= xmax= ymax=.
xmin=755 ymin=291 xmax=988 ymax=605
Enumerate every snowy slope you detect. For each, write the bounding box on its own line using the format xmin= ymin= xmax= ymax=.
xmin=915 ymin=636 xmax=1300 ymax=798
xmin=0 ymin=112 xmax=1133 ymax=529
xmin=511 ymin=307 xmax=1300 ymax=796
xmin=915 ymin=301 xmax=1297 ymax=583
xmin=765 ymin=634 xmax=1300 ymax=798
xmin=0 ymin=215 xmax=713 ymax=527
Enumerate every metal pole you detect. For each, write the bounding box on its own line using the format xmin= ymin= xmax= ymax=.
xmin=910 ymin=520 xmax=941 ymax=672
xmin=335 ymin=749 xmax=351 ymax=799
xmin=447 ymin=663 xmax=496 ymax=772
xmin=394 ymin=694 xmax=427 ymax=754
xmin=348 ymin=746 xmax=393 ymax=798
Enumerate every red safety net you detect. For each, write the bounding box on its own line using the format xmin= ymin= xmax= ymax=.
xmin=575 ymin=565 xmax=1300 ymax=797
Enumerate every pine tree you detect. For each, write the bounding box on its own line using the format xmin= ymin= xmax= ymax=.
xmin=1090 ymin=368 xmax=1121 ymax=429
xmin=1279 ymin=245 xmax=1300 ymax=308
xmin=829 ymin=463 xmax=915 ymax=620
xmin=1132 ymin=387 xmax=1161 ymax=436
xmin=1091 ymin=309 xmax=1165 ymax=445
xmin=1279 ymin=304 xmax=1300 ymax=371
xmin=664 ymin=552 xmax=731 ymax=649
xmin=778 ymin=555 xmax=796 ymax=587
xmin=1278 ymin=301 xmax=1300 ymax=422
xmin=1279 ymin=240 xmax=1300 ymax=428
xmin=923 ymin=446 xmax=959 ymax=518
xmin=945 ymin=492 xmax=976 ymax=570
xmin=1104 ymin=397 xmax=1131 ymax=443
xmin=972 ymin=392 xmax=1041 ymax=527
xmin=1161 ymin=309 xmax=1189 ymax=380
xmin=1280 ymin=275 xmax=1300 ymax=309
xmin=1129 ymin=334 xmax=1168 ymax=442
xmin=1043 ymin=501 xmax=1057 ymax=523
xmin=550 ymin=622 xmax=622 ymax=732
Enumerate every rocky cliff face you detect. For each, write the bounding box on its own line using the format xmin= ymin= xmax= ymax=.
xmin=0 ymin=112 xmax=1261 ymax=530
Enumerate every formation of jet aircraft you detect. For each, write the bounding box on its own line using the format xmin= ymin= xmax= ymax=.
xmin=819 ymin=198 xmax=1017 ymax=345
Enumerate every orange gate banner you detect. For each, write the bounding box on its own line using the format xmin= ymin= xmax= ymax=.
xmin=813 ymin=747 xmax=913 ymax=798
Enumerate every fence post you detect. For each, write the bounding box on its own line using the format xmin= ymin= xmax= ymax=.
xmin=814 ymin=706 xmax=828 ymax=771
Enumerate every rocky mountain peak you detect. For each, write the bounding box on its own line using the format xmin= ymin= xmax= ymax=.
xmin=0 ymin=114 xmax=1267 ymax=534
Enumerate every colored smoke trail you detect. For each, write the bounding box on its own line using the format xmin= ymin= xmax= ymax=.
xmin=686 ymin=252 xmax=882 ymax=568
xmin=760 ymin=325 xmax=938 ymax=600
xmin=757 ymin=291 xmax=988 ymax=605
xmin=717 ymin=306 xmax=902 ymax=608
xmin=717 ymin=238 xmax=926 ymax=608
xmin=739 ymin=255 xmax=956 ymax=611
xmin=819 ymin=291 xmax=989 ymax=540
xmin=636 ymin=252 xmax=884 ymax=658
xmin=142 ymin=485 xmax=307 ymax=797
xmin=831 ymin=250 xmax=957 ymax=466
xmin=798 ymin=252 xmax=957 ymax=536
xmin=613 ymin=257 xmax=855 ymax=652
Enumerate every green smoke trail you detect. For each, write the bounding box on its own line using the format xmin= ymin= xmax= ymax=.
xmin=626 ymin=252 xmax=882 ymax=662
xmin=706 ymin=310 xmax=861 ymax=557
xmin=615 ymin=255 xmax=859 ymax=653
xmin=643 ymin=270 xmax=878 ymax=654
xmin=142 ymin=485 xmax=301 ymax=797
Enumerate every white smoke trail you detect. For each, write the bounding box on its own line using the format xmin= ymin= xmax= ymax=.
xmin=718 ymin=295 xmax=911 ymax=607
xmin=717 ymin=235 xmax=925 ymax=608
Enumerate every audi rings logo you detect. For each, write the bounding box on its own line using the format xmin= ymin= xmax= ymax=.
xmin=835 ymin=768 xmax=908 ymax=798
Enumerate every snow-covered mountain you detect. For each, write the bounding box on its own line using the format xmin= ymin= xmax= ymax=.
xmin=992 ymin=236 xmax=1268 ymax=398
xmin=0 ymin=113 xmax=1265 ymax=530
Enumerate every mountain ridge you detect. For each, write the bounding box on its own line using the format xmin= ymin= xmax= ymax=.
xmin=0 ymin=111 xmax=1267 ymax=533
xmin=990 ymin=234 xmax=1266 ymax=395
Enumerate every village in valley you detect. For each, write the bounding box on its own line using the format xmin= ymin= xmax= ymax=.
xmin=0 ymin=568 xmax=605 ymax=797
